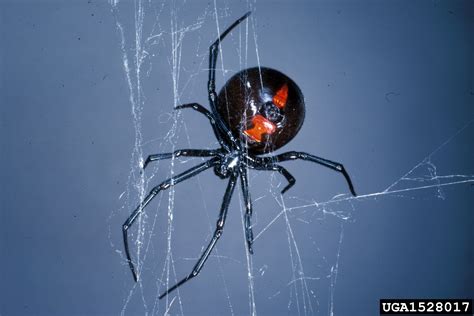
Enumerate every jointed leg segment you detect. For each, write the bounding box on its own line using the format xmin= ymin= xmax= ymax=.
xmin=255 ymin=151 xmax=357 ymax=196
xmin=240 ymin=166 xmax=254 ymax=254
xmin=248 ymin=161 xmax=296 ymax=194
xmin=158 ymin=172 xmax=238 ymax=299
xmin=123 ymin=158 xmax=219 ymax=282
xmin=207 ymin=12 xmax=252 ymax=149
xmin=175 ymin=103 xmax=230 ymax=151
xmin=143 ymin=148 xmax=220 ymax=169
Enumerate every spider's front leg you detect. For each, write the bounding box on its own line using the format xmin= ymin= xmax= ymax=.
xmin=206 ymin=12 xmax=251 ymax=151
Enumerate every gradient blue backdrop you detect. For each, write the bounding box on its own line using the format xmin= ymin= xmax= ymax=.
xmin=1 ymin=0 xmax=473 ymax=315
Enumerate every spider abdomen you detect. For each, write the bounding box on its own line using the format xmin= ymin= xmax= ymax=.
xmin=216 ymin=67 xmax=305 ymax=155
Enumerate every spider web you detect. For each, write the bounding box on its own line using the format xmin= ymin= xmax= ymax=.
xmin=107 ymin=1 xmax=474 ymax=315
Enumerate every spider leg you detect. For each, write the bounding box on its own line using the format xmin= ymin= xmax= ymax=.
xmin=257 ymin=151 xmax=356 ymax=196
xmin=143 ymin=148 xmax=220 ymax=169
xmin=248 ymin=160 xmax=296 ymax=194
xmin=123 ymin=157 xmax=219 ymax=282
xmin=207 ymin=12 xmax=251 ymax=149
xmin=175 ymin=103 xmax=230 ymax=151
xmin=272 ymin=165 xmax=296 ymax=194
xmin=158 ymin=172 xmax=238 ymax=299
xmin=239 ymin=166 xmax=254 ymax=254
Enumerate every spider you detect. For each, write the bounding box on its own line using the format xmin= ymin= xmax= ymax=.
xmin=122 ymin=11 xmax=356 ymax=299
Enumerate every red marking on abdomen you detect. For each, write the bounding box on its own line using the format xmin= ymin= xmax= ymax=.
xmin=243 ymin=114 xmax=276 ymax=142
xmin=273 ymin=83 xmax=288 ymax=109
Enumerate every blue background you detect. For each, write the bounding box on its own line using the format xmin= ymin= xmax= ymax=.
xmin=1 ymin=0 xmax=473 ymax=315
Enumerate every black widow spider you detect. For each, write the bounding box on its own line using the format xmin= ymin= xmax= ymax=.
xmin=122 ymin=11 xmax=356 ymax=299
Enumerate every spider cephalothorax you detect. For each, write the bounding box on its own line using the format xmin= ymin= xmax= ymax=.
xmin=122 ymin=12 xmax=356 ymax=299
xmin=214 ymin=150 xmax=240 ymax=178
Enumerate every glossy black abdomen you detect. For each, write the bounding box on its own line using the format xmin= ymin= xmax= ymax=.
xmin=216 ymin=67 xmax=305 ymax=155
